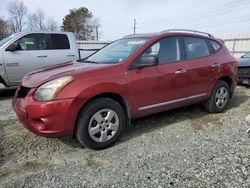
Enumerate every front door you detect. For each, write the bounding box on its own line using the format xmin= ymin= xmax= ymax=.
xmin=128 ymin=36 xmax=188 ymax=117
xmin=3 ymin=33 xmax=51 ymax=85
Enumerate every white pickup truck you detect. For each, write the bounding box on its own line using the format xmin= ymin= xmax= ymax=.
xmin=0 ymin=32 xmax=94 ymax=87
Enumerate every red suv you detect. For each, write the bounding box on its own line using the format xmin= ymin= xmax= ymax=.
xmin=13 ymin=29 xmax=238 ymax=149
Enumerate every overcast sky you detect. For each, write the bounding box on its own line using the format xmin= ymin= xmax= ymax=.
xmin=0 ymin=0 xmax=250 ymax=41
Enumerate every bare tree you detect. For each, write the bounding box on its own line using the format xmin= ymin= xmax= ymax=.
xmin=46 ymin=18 xmax=59 ymax=31
xmin=0 ymin=18 xmax=9 ymax=37
xmin=27 ymin=8 xmax=46 ymax=31
xmin=88 ymin=17 xmax=101 ymax=40
xmin=36 ymin=8 xmax=46 ymax=30
xmin=7 ymin=0 xmax=28 ymax=32
xmin=27 ymin=14 xmax=36 ymax=31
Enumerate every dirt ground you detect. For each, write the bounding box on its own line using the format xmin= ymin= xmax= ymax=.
xmin=0 ymin=84 xmax=250 ymax=187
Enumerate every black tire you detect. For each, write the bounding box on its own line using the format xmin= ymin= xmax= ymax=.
xmin=204 ymin=80 xmax=230 ymax=113
xmin=76 ymin=97 xmax=126 ymax=150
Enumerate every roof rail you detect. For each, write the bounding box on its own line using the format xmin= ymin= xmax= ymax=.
xmin=161 ymin=29 xmax=214 ymax=37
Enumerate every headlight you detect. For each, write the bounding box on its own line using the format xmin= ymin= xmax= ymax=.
xmin=34 ymin=76 xmax=74 ymax=101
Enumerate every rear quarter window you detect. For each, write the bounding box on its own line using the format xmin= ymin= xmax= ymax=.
xmin=49 ymin=34 xmax=70 ymax=50
xmin=208 ymin=39 xmax=222 ymax=53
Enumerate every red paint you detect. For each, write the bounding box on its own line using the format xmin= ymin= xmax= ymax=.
xmin=13 ymin=32 xmax=238 ymax=137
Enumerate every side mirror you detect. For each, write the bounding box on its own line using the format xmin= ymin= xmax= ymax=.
xmin=6 ymin=42 xmax=21 ymax=52
xmin=133 ymin=55 xmax=159 ymax=69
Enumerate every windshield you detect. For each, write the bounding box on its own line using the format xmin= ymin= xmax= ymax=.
xmin=86 ymin=38 xmax=149 ymax=64
xmin=242 ymin=52 xmax=250 ymax=58
xmin=0 ymin=33 xmax=19 ymax=47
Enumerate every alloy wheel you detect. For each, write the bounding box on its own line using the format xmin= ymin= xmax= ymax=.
xmin=88 ymin=109 xmax=119 ymax=143
xmin=215 ymin=86 xmax=229 ymax=109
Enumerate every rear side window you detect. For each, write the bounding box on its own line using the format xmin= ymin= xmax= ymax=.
xmin=49 ymin=34 xmax=70 ymax=50
xmin=208 ymin=39 xmax=221 ymax=52
xmin=184 ymin=37 xmax=210 ymax=59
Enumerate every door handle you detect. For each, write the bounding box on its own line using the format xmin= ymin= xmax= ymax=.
xmin=37 ymin=55 xmax=47 ymax=58
xmin=212 ymin=63 xmax=220 ymax=68
xmin=175 ymin=69 xmax=186 ymax=74
xmin=66 ymin=54 xmax=75 ymax=57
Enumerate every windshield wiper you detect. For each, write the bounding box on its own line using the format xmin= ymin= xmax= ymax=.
xmin=79 ymin=59 xmax=97 ymax=64
xmin=83 ymin=60 xmax=97 ymax=64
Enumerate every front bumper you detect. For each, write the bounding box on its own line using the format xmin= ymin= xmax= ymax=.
xmin=12 ymin=88 xmax=82 ymax=137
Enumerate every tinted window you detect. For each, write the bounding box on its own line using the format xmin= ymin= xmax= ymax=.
xmin=142 ymin=37 xmax=181 ymax=64
xmin=209 ymin=40 xmax=222 ymax=52
xmin=184 ymin=37 xmax=210 ymax=59
xmin=49 ymin=34 xmax=70 ymax=49
xmin=17 ymin=34 xmax=48 ymax=50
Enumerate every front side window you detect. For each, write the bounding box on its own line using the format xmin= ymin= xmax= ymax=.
xmin=184 ymin=37 xmax=210 ymax=59
xmin=141 ymin=37 xmax=181 ymax=64
xmin=17 ymin=34 xmax=48 ymax=50
xmin=49 ymin=34 xmax=70 ymax=50
xmin=86 ymin=38 xmax=149 ymax=64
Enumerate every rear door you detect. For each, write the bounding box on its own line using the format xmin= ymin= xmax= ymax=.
xmin=47 ymin=34 xmax=79 ymax=65
xmin=183 ymin=36 xmax=218 ymax=98
xmin=3 ymin=33 xmax=51 ymax=84
xmin=128 ymin=36 xmax=188 ymax=117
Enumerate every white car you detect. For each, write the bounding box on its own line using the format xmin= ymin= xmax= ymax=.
xmin=0 ymin=32 xmax=80 ymax=87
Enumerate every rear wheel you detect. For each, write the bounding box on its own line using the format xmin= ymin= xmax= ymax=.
xmin=76 ymin=97 xmax=126 ymax=150
xmin=204 ymin=80 xmax=230 ymax=113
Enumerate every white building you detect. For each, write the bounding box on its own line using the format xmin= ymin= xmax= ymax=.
xmin=77 ymin=41 xmax=110 ymax=50
xmin=77 ymin=41 xmax=109 ymax=58
xmin=214 ymin=33 xmax=250 ymax=58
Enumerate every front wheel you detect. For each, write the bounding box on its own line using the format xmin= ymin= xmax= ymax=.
xmin=76 ymin=98 xmax=126 ymax=150
xmin=204 ymin=80 xmax=230 ymax=113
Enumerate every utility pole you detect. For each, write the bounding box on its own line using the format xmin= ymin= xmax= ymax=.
xmin=133 ymin=19 xmax=137 ymax=35
xmin=96 ymin=26 xmax=99 ymax=41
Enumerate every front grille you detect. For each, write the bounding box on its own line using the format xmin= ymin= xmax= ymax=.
xmin=238 ymin=67 xmax=250 ymax=75
xmin=17 ymin=86 xmax=31 ymax=98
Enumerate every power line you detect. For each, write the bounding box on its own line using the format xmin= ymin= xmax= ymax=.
xmin=176 ymin=15 xmax=250 ymax=27
xmin=188 ymin=18 xmax=250 ymax=30
xmin=137 ymin=2 xmax=250 ymax=34
xmin=102 ymin=1 xmax=250 ymax=40
xmin=139 ymin=0 xmax=250 ymax=27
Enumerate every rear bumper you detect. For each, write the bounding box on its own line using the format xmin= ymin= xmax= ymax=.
xmin=12 ymin=90 xmax=82 ymax=137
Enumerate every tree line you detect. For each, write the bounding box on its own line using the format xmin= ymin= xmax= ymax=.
xmin=0 ymin=0 xmax=100 ymax=40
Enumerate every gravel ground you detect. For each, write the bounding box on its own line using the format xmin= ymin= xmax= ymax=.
xmin=0 ymin=84 xmax=250 ymax=187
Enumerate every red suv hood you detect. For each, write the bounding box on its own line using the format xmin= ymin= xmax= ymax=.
xmin=21 ymin=61 xmax=109 ymax=88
